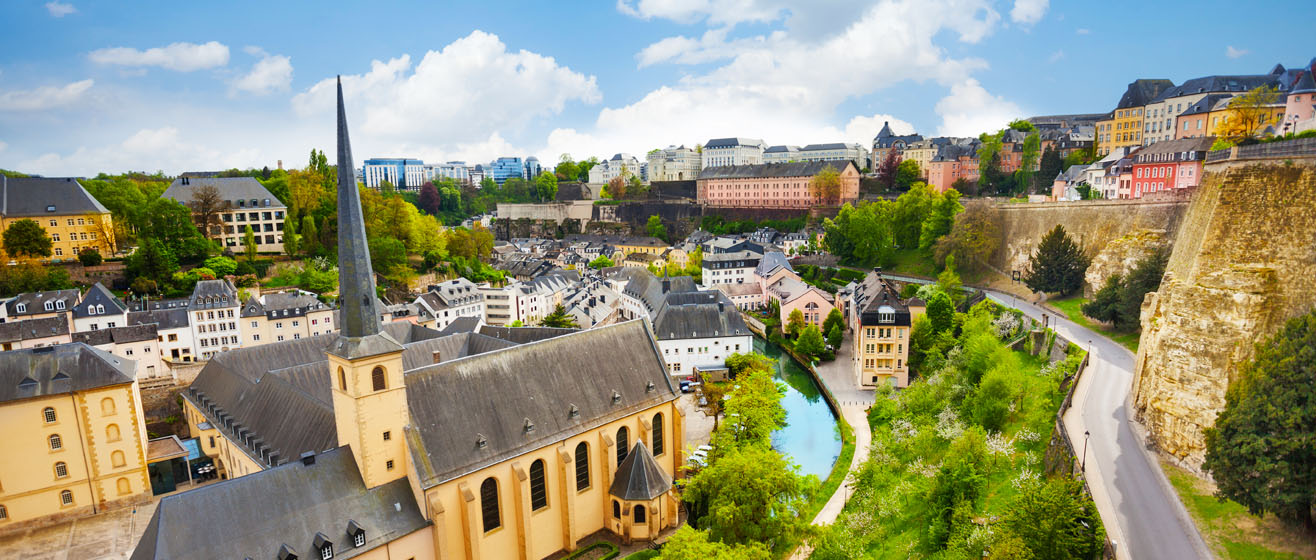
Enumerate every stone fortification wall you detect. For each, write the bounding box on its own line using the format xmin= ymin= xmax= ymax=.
xmin=1133 ymin=159 xmax=1316 ymax=470
xmin=1083 ymin=229 xmax=1169 ymax=297
xmin=495 ymin=200 xmax=595 ymax=224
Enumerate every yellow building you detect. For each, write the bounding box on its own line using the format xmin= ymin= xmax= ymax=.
xmin=239 ymin=290 xmax=336 ymax=347
xmin=0 ymin=344 xmax=151 ymax=531
xmin=615 ymin=236 xmax=668 ymax=256
xmin=1106 ymin=79 xmax=1174 ymax=154
xmin=0 ymin=176 xmax=115 ymax=262
xmin=849 ymin=272 xmax=924 ymax=389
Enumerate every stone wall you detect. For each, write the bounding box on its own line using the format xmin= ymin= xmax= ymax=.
xmin=1083 ymin=229 xmax=1169 ymax=297
xmin=1133 ymin=160 xmax=1316 ymax=470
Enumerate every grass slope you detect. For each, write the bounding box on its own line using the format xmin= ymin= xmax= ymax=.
xmin=1162 ymin=461 xmax=1314 ymax=560
xmin=1048 ymin=296 xmax=1141 ymax=354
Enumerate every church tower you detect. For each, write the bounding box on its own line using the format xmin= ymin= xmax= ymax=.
xmin=327 ymin=76 xmax=409 ymax=489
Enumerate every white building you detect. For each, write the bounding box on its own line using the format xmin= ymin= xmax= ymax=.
xmin=700 ymin=250 xmax=762 ymax=289
xmin=71 ymin=282 xmax=127 ymax=333
xmin=797 ymin=143 xmax=870 ymax=169
xmin=128 ymin=301 xmax=195 ymax=364
xmin=480 ymin=272 xmax=579 ymax=326
xmin=588 ymin=153 xmax=643 ymax=184
xmin=426 ymin=161 xmax=471 ymax=184
xmin=415 ymin=278 xmax=486 ymax=331
xmin=607 ymin=269 xmax=753 ymax=377
xmin=701 ymin=137 xmax=766 ymax=168
xmin=188 ymin=279 xmax=242 ymax=360
xmin=762 ymin=145 xmax=801 ymax=163
xmin=72 ymin=324 xmax=167 ymax=380
xmin=162 ymin=177 xmax=287 ymax=254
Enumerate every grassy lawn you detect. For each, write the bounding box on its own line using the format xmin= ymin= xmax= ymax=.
xmin=1048 ymin=296 xmax=1141 ymax=354
xmin=1162 ymin=461 xmax=1314 ymax=559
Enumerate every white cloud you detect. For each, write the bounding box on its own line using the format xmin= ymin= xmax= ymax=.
xmin=1075 ymin=28 xmax=1090 ymax=35
xmin=0 ymin=79 xmax=93 ymax=111
xmin=89 ymin=41 xmax=230 ymax=71
xmin=18 ymin=127 xmax=261 ymax=177
xmin=45 ymin=1 xmax=76 ymax=17
xmin=1047 ymin=50 xmax=1064 ymax=63
xmin=1010 ymin=0 xmax=1048 ymax=25
xmin=232 ymin=54 xmax=293 ymax=95
xmin=616 ymin=0 xmax=788 ymax=26
xmin=934 ymin=78 xmax=1023 ymax=136
xmin=291 ymin=30 xmax=600 ymax=152
xmin=1226 ymin=45 xmax=1249 ymax=59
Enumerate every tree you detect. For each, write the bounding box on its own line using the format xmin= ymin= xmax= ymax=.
xmin=588 ymin=255 xmax=614 ymax=269
xmin=786 ymin=308 xmax=806 ymax=337
xmin=554 ymin=155 xmax=580 ymax=182
xmin=243 ymin=225 xmax=257 ymax=262
xmin=646 ymin=215 xmax=667 ymax=242
xmin=891 ymin=182 xmax=936 ymax=249
xmin=925 ymin=428 xmax=987 ymax=550
xmin=1204 ymin=310 xmax=1316 ymax=529
xmin=418 ymin=182 xmax=441 ymax=215
xmin=919 ymin=189 xmax=963 ymax=251
xmin=684 ymin=443 xmax=805 ymax=546
xmin=3 ymin=219 xmax=52 ymax=259
xmin=368 ymin=236 xmax=407 ymax=274
xmin=534 ymin=171 xmax=558 ymax=202
xmin=826 ymin=323 xmax=843 ymax=350
xmin=795 ymin=325 xmax=825 ymax=359
xmin=809 ymin=164 xmax=842 ymax=205
xmin=934 ymin=204 xmax=999 ymax=271
xmin=301 ymin=215 xmax=320 ymax=255
xmin=895 ymin=159 xmax=921 ymax=191
xmin=1081 ymin=274 xmax=1123 ymax=325
xmin=1219 ymin=85 xmax=1281 ymax=142
xmin=143 ymin=198 xmax=210 ymax=262
xmin=1008 ymin=119 xmax=1036 ymax=132
xmin=604 ymin=175 xmax=627 ymax=199
xmin=937 ymin=254 xmax=963 ymax=302
xmin=125 ymin=238 xmax=178 ymax=287
xmin=282 ymin=214 xmax=300 ymax=258
xmin=1023 ymin=225 xmax=1089 ymax=296
xmin=969 ymin=365 xmax=1019 ymax=431
xmin=659 ymin=526 xmax=772 ymax=560
xmin=875 ymin=149 xmax=900 ymax=191
xmin=1014 ymin=132 xmax=1041 ymax=194
xmin=822 ymin=308 xmax=845 ymax=338
xmin=130 ymin=277 xmax=158 ymax=296
xmin=1037 ymin=146 xmax=1063 ymax=195
xmin=926 ymin=291 xmax=954 ymax=334
xmin=84 ymin=212 xmax=118 ymax=254
xmin=204 ymin=256 xmax=238 ymax=277
xmin=539 ymin=304 xmax=579 ymax=328
xmin=1114 ymin=248 xmax=1167 ymax=331
xmin=188 ymin=184 xmax=230 ymax=240
xmin=1000 ymin=478 xmax=1106 ymax=558
xmin=78 ymin=248 xmax=103 ymax=267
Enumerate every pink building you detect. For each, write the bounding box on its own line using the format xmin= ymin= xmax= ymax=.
xmin=1129 ymin=137 xmax=1213 ymax=198
xmin=697 ymin=160 xmax=859 ymax=208
xmin=925 ymin=152 xmax=978 ymax=193
xmin=1283 ymin=69 xmax=1316 ymax=134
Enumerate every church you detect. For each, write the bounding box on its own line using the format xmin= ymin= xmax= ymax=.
xmin=131 ymin=79 xmax=684 ymax=560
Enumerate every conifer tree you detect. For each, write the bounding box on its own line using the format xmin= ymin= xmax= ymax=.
xmin=1023 ymin=225 xmax=1089 ymax=295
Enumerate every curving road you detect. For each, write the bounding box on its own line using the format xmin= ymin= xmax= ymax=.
xmin=982 ymin=290 xmax=1210 ymax=560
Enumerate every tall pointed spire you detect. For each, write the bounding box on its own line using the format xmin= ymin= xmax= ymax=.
xmin=335 ymin=76 xmax=382 ymax=339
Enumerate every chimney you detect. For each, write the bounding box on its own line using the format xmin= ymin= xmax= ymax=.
xmin=873 ymin=266 xmax=882 ymax=277
xmin=300 ymin=451 xmax=316 ymax=466
xmin=432 ymin=350 xmax=442 ymax=364
xmin=277 ymin=159 xmax=283 ymax=170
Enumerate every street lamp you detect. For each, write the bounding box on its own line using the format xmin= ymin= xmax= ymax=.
xmin=1082 ymin=430 xmax=1091 ymax=473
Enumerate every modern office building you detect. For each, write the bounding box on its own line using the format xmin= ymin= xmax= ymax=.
xmin=524 ymin=156 xmax=543 ymax=180
xmin=361 ymin=158 xmax=428 ymax=190
xmin=488 ymin=156 xmax=525 ymax=184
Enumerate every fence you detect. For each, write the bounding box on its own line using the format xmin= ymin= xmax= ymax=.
xmin=1205 ymin=136 xmax=1316 ymax=163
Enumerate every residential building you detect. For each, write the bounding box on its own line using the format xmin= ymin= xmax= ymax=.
xmin=1050 ymin=164 xmax=1089 ymax=201
xmin=646 ymin=146 xmax=702 ymax=181
xmin=1283 ymin=68 xmax=1316 ymax=134
xmin=925 ymin=142 xmax=980 ymax=193
xmin=162 ymin=177 xmax=286 ymax=254
xmin=701 ymin=137 xmax=765 ymax=168
xmin=0 ymin=344 xmax=151 ymax=529
xmin=414 ymin=278 xmax=485 ymax=331
xmin=1143 ymin=74 xmax=1279 ymax=145
xmin=871 ymin=121 xmax=923 ymax=169
xmin=609 ymin=269 xmax=753 ymax=377
xmin=588 ymin=153 xmax=643 ymax=184
xmin=71 ymin=283 xmax=127 ymax=333
xmin=762 ymin=145 xmax=801 ymax=163
xmin=1112 ymin=151 xmax=1139 ymax=199
xmin=0 ymin=176 xmax=115 ymax=262
xmin=1108 ymin=79 xmax=1175 ymax=153
xmin=188 ymin=280 xmax=242 ymax=360
xmin=1129 ymin=137 xmax=1215 ymax=197
xmin=797 ymin=143 xmax=870 ymax=170
xmin=850 ymin=271 xmax=922 ymax=388
xmin=72 ymin=325 xmax=165 ymax=380
xmin=488 ymin=156 xmax=525 ymax=184
xmin=1082 ymin=147 xmax=1134 ymax=199
xmin=0 ymin=316 xmax=71 ymax=351
xmin=700 ymin=250 xmax=762 ymax=290
xmin=697 ymin=160 xmax=861 ymax=208
xmin=142 ymin=91 xmax=682 ymax=557
xmin=763 ymin=272 xmax=835 ymax=330
xmin=128 ymin=301 xmax=194 ymax=364
xmin=1174 ymin=94 xmax=1232 ymax=139
xmin=361 ymin=158 xmax=427 ymax=190
xmin=1095 ymin=112 xmax=1115 ymax=156
xmin=240 ymin=290 xmax=335 ymax=347
xmin=2 ymin=289 xmax=78 ymax=325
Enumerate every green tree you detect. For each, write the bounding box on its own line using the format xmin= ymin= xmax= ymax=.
xmin=539 ymin=304 xmax=579 ymax=328
xmin=786 ymin=308 xmax=806 ymax=337
xmin=684 ymin=443 xmax=806 ymax=546
xmin=367 ymin=236 xmax=407 ymax=274
xmin=822 ymin=308 xmax=845 ymax=338
xmin=795 ymin=325 xmax=826 ymax=359
xmin=646 ymin=215 xmax=668 ymax=242
xmin=1037 ymin=146 xmax=1063 ymax=195
xmin=908 ymin=315 xmax=938 ymax=371
xmin=659 ymin=526 xmax=772 ymax=560
xmin=1023 ymin=225 xmax=1089 ymax=296
xmin=809 ymin=164 xmax=842 ymax=205
xmin=919 ymin=189 xmax=963 ymax=251
xmin=3 ymin=219 xmax=53 ymax=259
xmin=203 ymin=256 xmax=238 ymax=277
xmin=926 ymin=291 xmax=954 ymax=334
xmin=1000 ymin=478 xmax=1107 ymax=559
xmin=895 ymin=159 xmax=921 ymax=190
xmin=891 ymin=182 xmax=936 ymax=249
xmin=1014 ymin=132 xmax=1041 ymax=193
xmin=933 ymin=204 xmax=999 ymax=271
xmin=301 ymin=215 xmax=320 ymax=255
xmin=969 ymin=365 xmax=1020 ymax=431
xmin=826 ymin=323 xmax=843 ymax=350
xmin=1204 ymin=310 xmax=1316 ymax=529
xmin=718 ymin=365 xmax=788 ymax=448
xmin=282 ymin=214 xmax=300 ymax=258
xmin=925 ymin=427 xmax=987 ymax=550
xmin=243 ymin=225 xmax=257 ymax=262
xmin=1114 ymin=248 xmax=1167 ymax=331
xmin=1008 ymin=119 xmax=1036 ymax=132
xmin=588 ymin=255 xmax=614 ymax=269
xmin=534 ymin=171 xmax=558 ymax=202
xmin=78 ymin=248 xmax=103 ymax=267
xmin=1081 ymin=274 xmax=1122 ymax=324
xmin=937 ymin=254 xmax=963 ymax=303
xmin=145 ymin=198 xmax=209 ymax=262
xmin=125 ymin=238 xmax=178 ymax=287
xmin=554 ymin=155 xmax=580 ymax=182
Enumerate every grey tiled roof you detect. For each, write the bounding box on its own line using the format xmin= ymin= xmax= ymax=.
xmin=128 ymin=308 xmax=191 ymax=331
xmin=704 ymin=137 xmax=765 ymax=149
xmin=1118 ymin=79 xmax=1175 ymax=108
xmin=162 ymin=177 xmax=286 ymax=209
xmin=697 ymin=160 xmax=857 ymax=180
xmin=0 ymin=315 xmax=69 ymax=343
xmin=610 ymin=442 xmax=671 ymax=501
xmin=1158 ymin=74 xmax=1278 ymax=100
xmin=5 ymin=289 xmax=79 ymax=317
xmin=0 ymin=176 xmax=109 ymax=218
xmin=476 ymin=325 xmax=577 ymax=344
xmin=131 ymin=447 xmax=427 ymax=560
xmin=0 ymin=343 xmax=133 ymax=404
xmin=72 ymin=324 xmax=158 ymax=346
xmin=72 ymin=283 xmax=127 ymax=319
xmin=853 ymin=272 xmax=913 ymax=327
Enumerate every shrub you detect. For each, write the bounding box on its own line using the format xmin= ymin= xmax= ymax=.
xmin=78 ymin=248 xmax=103 ymax=267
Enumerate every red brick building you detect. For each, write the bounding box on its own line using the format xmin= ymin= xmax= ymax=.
xmin=696 ymin=160 xmax=860 ymax=208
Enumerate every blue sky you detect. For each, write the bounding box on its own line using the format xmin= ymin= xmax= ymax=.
xmin=0 ymin=0 xmax=1312 ymax=176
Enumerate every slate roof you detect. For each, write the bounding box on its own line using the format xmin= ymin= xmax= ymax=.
xmin=189 ymin=279 xmax=239 ymax=310
xmin=242 ymin=291 xmax=332 ymax=319
xmin=0 ymin=176 xmax=109 ymax=218
xmin=1179 ymin=94 xmax=1233 ymax=117
xmin=0 ymin=343 xmax=134 ymax=404
xmin=131 ymin=447 xmax=427 ymax=560
xmin=1133 ymin=137 xmax=1216 ymax=161
xmin=0 ymin=316 xmax=70 ymax=343
xmin=436 ymin=316 xmax=482 ymax=336
xmin=704 ymin=137 xmax=765 ymax=149
xmin=72 ymin=324 xmax=158 ymax=346
xmin=697 ymin=160 xmax=857 ymax=180
xmin=5 ymin=289 xmax=79 ymax=317
xmin=1292 ymin=70 xmax=1316 ymax=94
xmin=609 ymin=442 xmax=672 ymax=501
xmin=1158 ymin=74 xmax=1279 ymax=99
xmin=755 ymin=251 xmax=794 ymax=277
xmin=801 ymin=143 xmax=853 ymax=151
xmin=72 ymin=283 xmax=127 ymax=319
xmin=406 ymin=320 xmax=677 ymax=487
xmin=476 ymin=325 xmax=578 ymax=344
xmin=764 ymin=145 xmax=800 ymax=154
xmin=128 ymin=308 xmax=191 ymax=331
xmin=162 ymin=176 xmax=286 ymax=209
xmin=651 ymin=290 xmax=750 ymax=341
xmin=873 ymin=121 xmax=923 ymax=149
xmin=1117 ymin=79 xmax=1175 ymax=108
xmin=852 ymin=271 xmax=913 ymax=327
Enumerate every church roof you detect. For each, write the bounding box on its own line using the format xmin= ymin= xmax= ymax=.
xmin=609 ymin=442 xmax=672 ymax=501
xmin=333 ymin=76 xmax=391 ymax=348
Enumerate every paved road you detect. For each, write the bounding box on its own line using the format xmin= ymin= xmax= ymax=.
xmin=983 ymin=290 xmax=1210 ymax=560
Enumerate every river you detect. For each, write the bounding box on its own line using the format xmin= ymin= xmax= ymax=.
xmin=754 ymin=336 xmax=841 ymax=480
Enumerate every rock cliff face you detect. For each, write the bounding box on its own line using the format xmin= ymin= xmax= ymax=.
xmin=1133 ymin=162 xmax=1316 ymax=470
xmin=1083 ymin=229 xmax=1168 ymax=297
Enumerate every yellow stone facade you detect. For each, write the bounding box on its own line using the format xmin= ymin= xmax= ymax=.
xmin=241 ymin=307 xmax=336 ymax=346
xmin=1110 ymin=106 xmax=1146 ymax=153
xmin=0 ymin=213 xmax=115 ymax=263
xmin=0 ymin=381 xmax=149 ymax=531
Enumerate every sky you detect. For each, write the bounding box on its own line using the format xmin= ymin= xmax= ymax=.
xmin=0 ymin=0 xmax=1312 ymax=177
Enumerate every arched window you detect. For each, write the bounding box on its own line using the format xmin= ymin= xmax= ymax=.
xmin=574 ymin=442 xmax=590 ymax=491
xmin=529 ymin=459 xmax=548 ymax=511
xmin=612 ymin=500 xmax=621 ymax=519
xmin=49 ymin=434 xmax=62 ymax=450
xmin=480 ymin=478 xmax=500 ymax=532
xmin=100 ymin=397 xmax=115 ymax=416
xmin=43 ymin=407 xmax=56 ymax=423
xmin=338 ymin=367 xmax=347 ymax=391
xmin=651 ymin=413 xmax=664 ymax=456
xmin=371 ymin=367 xmax=386 ymax=391
xmin=59 ymin=490 xmax=73 ymax=506
xmin=54 ymin=462 xmax=68 ymax=478
xmin=634 ymin=504 xmax=646 ymax=523
xmin=116 ymin=478 xmax=131 ymax=495
xmin=616 ymin=427 xmax=629 ymax=465
xmin=111 ymin=450 xmax=126 ymax=468
xmin=106 ymin=424 xmax=121 ymax=442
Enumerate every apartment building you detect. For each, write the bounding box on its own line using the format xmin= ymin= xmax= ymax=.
xmin=240 ymin=290 xmax=335 ymax=346
xmin=188 ymin=280 xmax=242 ymax=360
xmin=414 ymin=278 xmax=485 ymax=331
xmin=849 ymin=271 xmax=923 ymax=389
xmin=697 ymin=160 xmax=860 ymax=209
xmin=162 ymin=177 xmax=286 ymax=254
xmin=701 ymin=137 xmax=765 ymax=168
xmin=0 ymin=176 xmax=115 ymax=262
xmin=700 ymin=250 xmax=762 ymax=290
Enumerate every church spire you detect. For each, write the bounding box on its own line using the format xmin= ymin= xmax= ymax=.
xmin=335 ymin=76 xmax=382 ymax=339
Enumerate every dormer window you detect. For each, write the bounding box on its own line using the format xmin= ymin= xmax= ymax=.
xmin=347 ymin=520 xmax=366 ymax=547
xmin=44 ymin=301 xmax=54 ymax=311
xmin=95 ymin=304 xmax=104 ymax=314
xmin=15 ymin=303 xmax=25 ymax=313
xmin=312 ymin=533 xmax=333 ymax=559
